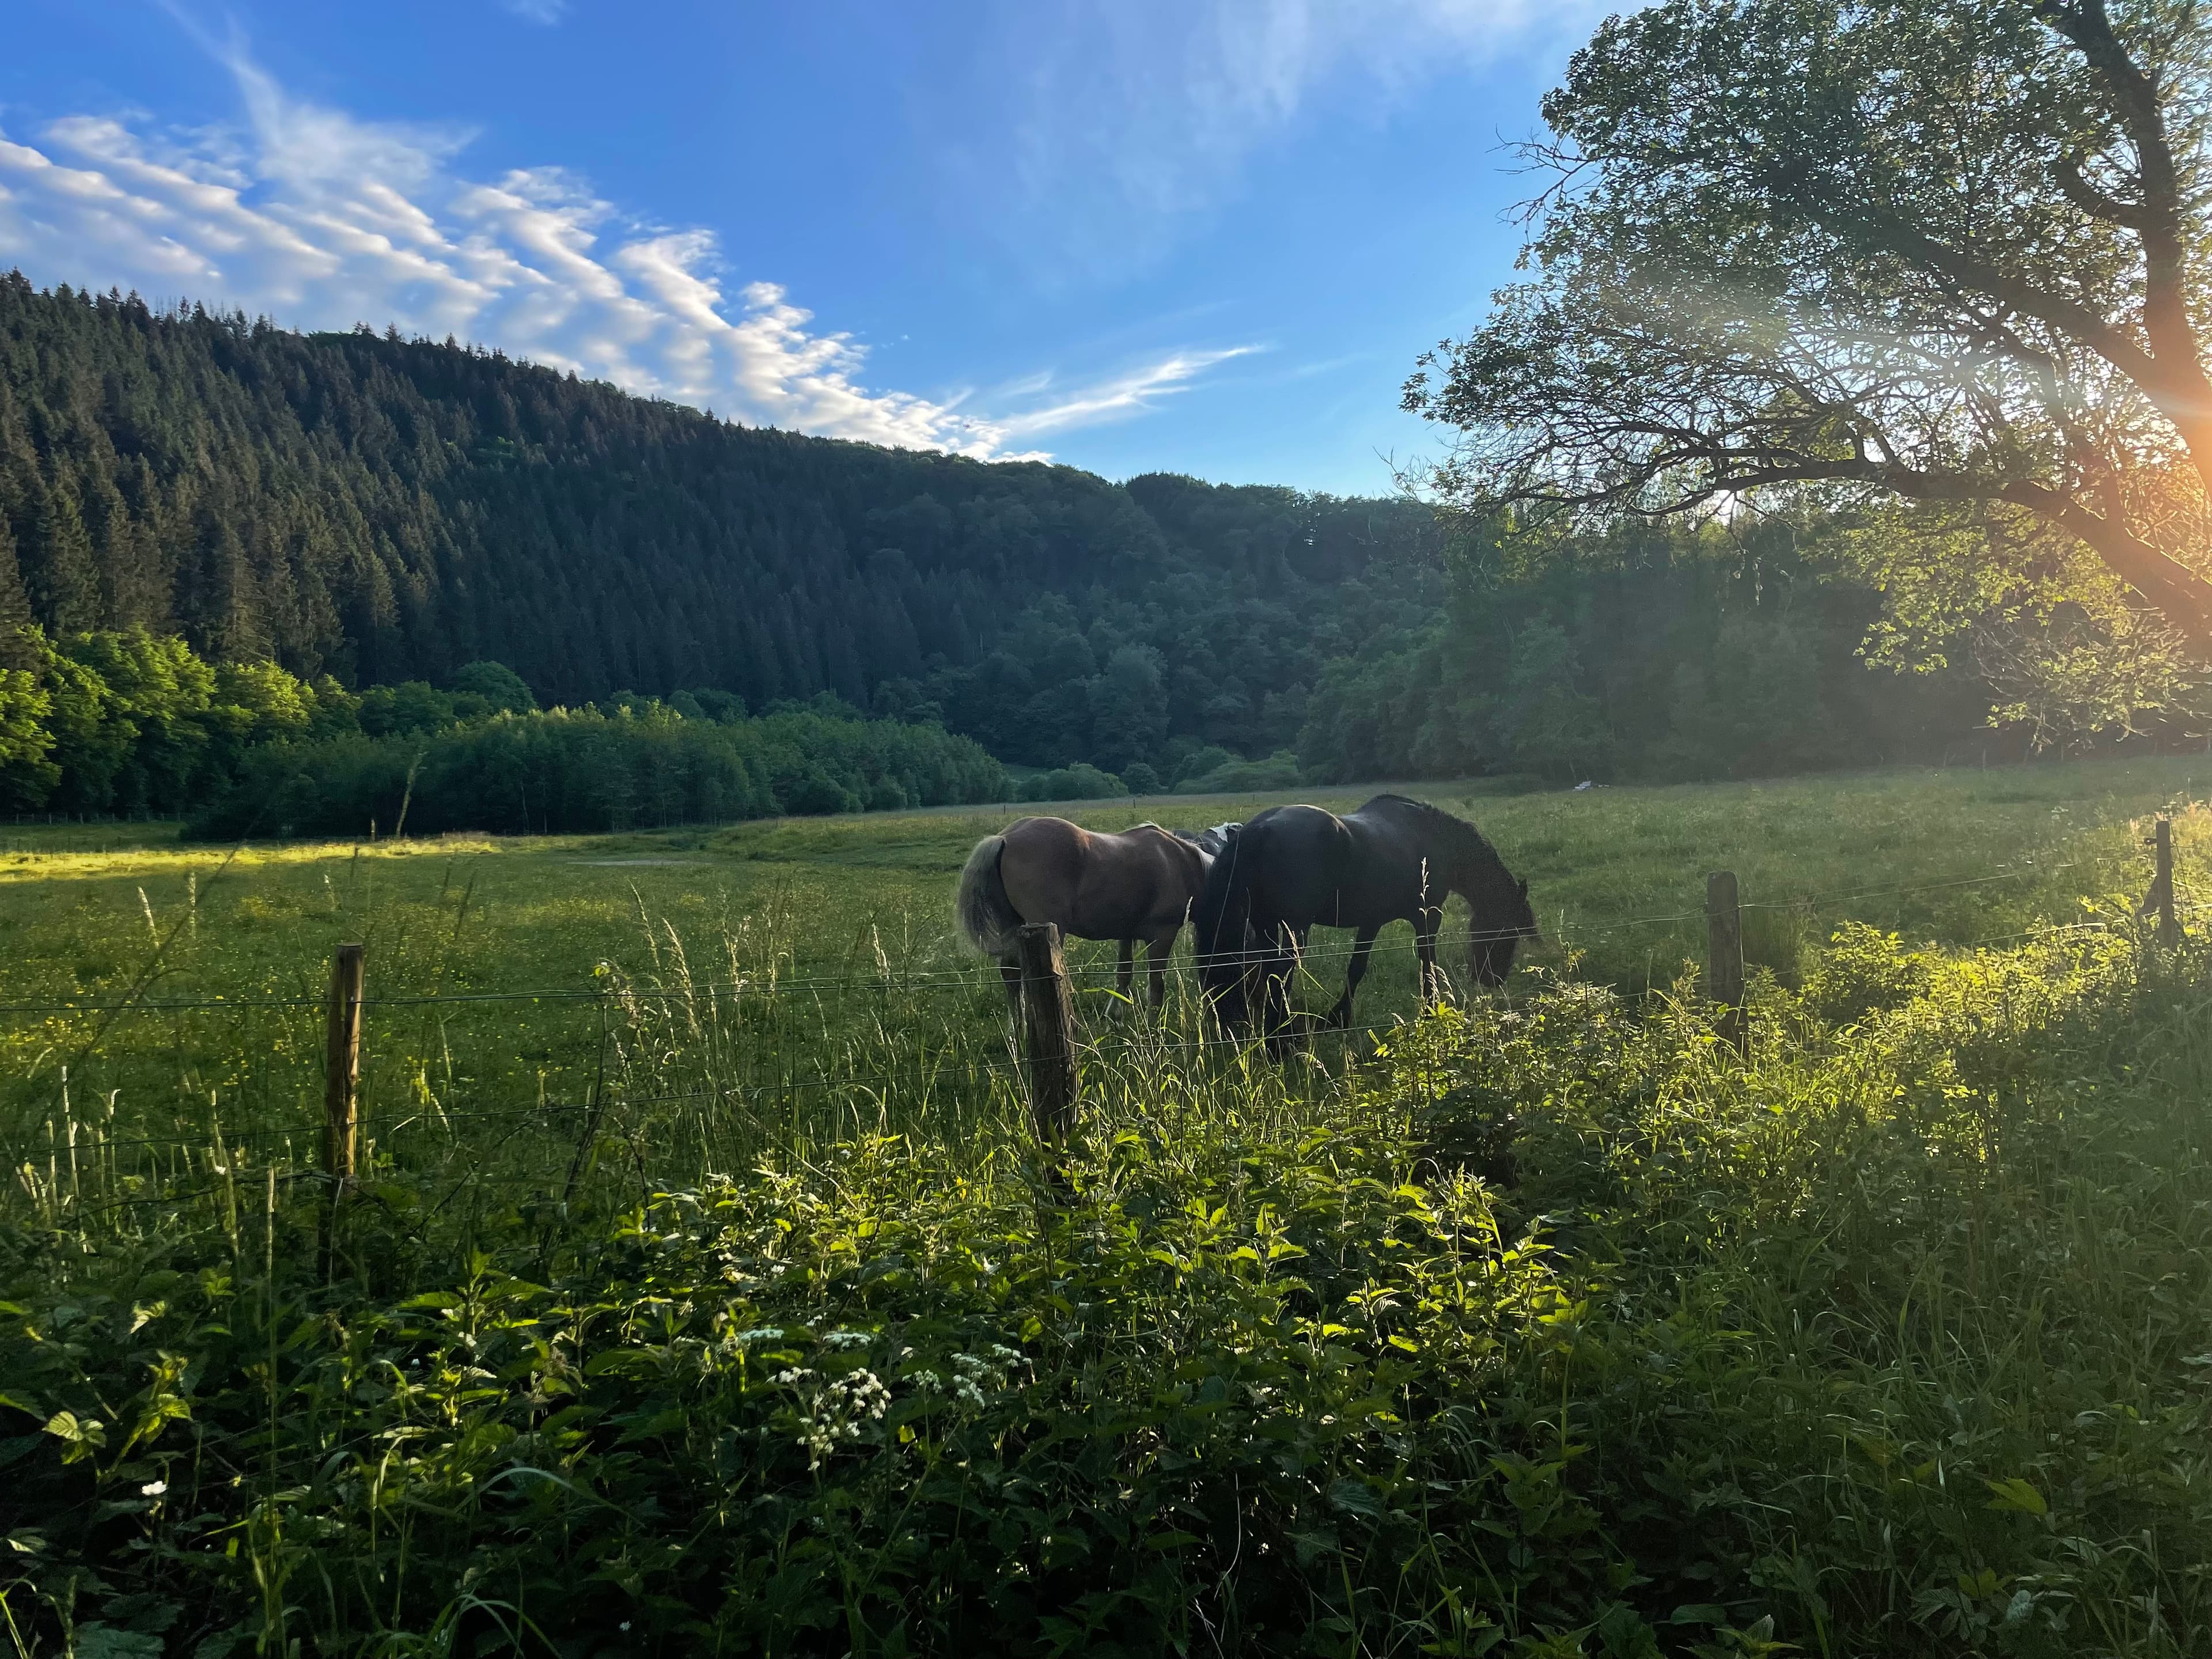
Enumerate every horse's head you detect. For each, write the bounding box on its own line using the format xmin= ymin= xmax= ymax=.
xmin=1468 ymin=873 xmax=1538 ymax=988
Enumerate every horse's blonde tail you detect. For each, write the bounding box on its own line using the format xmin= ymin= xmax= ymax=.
xmin=956 ymin=835 xmax=1022 ymax=959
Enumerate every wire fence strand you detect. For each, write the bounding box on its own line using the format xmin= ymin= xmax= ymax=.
xmin=0 ymin=856 xmax=2141 ymax=1017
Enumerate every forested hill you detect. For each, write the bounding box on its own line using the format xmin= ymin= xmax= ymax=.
xmin=0 ymin=275 xmax=1440 ymax=777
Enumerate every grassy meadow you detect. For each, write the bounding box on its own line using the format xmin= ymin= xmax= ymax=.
xmin=3 ymin=754 xmax=2209 ymax=1657
xmin=3 ymin=753 xmax=2204 ymax=1160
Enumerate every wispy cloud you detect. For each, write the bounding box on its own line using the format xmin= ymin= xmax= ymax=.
xmin=497 ymin=0 xmax=570 ymax=24
xmin=996 ymin=346 xmax=1263 ymax=439
xmin=0 ymin=37 xmax=1248 ymax=460
xmin=952 ymin=0 xmax=1597 ymax=275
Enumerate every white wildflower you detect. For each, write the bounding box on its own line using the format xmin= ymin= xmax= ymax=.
xmin=946 ymin=1350 xmax=1015 ymax=1412
xmin=849 ymin=1372 xmax=891 ymax=1420
xmin=787 ymin=1369 xmax=893 ymax=1469
xmin=141 ymin=1480 xmax=166 ymax=1497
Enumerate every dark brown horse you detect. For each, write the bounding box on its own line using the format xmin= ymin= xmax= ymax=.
xmin=1193 ymin=795 xmax=1536 ymax=1047
xmin=957 ymin=816 xmax=1225 ymax=1009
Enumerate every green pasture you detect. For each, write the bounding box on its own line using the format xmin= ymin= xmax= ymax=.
xmin=7 ymin=753 xmax=2202 ymax=1009
xmin=0 ymin=754 xmax=2203 ymax=1190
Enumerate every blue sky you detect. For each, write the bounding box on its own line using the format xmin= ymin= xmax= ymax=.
xmin=1 ymin=1 xmax=1601 ymax=495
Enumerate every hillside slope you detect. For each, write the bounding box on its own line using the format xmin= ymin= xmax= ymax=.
xmin=5 ymin=275 xmax=2034 ymax=789
xmin=0 ymin=276 xmax=1439 ymax=772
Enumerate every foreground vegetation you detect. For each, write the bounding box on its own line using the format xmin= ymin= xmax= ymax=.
xmin=1 ymin=758 xmax=2206 ymax=1655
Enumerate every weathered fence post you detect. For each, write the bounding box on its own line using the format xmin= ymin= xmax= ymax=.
xmin=324 ymin=944 xmax=367 ymax=1184
xmin=1016 ymin=923 xmax=1078 ymax=1148
xmin=2143 ymin=816 xmax=2180 ymax=946
xmin=1706 ymin=872 xmax=1747 ymax=1058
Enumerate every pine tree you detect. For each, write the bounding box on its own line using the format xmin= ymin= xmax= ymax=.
xmin=0 ymin=514 xmax=36 ymax=670
xmin=20 ymin=471 xmax=101 ymax=633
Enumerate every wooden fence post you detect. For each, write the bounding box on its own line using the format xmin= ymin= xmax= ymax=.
xmin=1016 ymin=923 xmax=1078 ymax=1149
xmin=1706 ymin=872 xmax=1747 ymax=1058
xmin=324 ymin=944 xmax=367 ymax=1185
xmin=2143 ymin=816 xmax=2180 ymax=946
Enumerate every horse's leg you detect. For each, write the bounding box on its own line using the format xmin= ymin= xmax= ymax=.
xmin=1240 ymin=914 xmax=1278 ymax=1039
xmin=1330 ymin=925 xmax=1381 ymax=1028
xmin=1146 ymin=926 xmax=1175 ymax=1008
xmin=999 ymin=960 xmax=1022 ymax=1029
xmin=1118 ymin=938 xmax=1135 ymax=1005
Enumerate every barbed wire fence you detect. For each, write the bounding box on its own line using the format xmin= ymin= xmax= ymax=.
xmin=3 ymin=817 xmax=2195 ymax=1245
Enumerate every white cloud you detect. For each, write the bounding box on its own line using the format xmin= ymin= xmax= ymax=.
xmin=498 ymin=0 xmax=570 ymax=23
xmin=0 ymin=43 xmax=1248 ymax=460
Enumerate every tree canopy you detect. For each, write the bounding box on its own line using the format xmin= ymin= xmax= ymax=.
xmin=1406 ymin=0 xmax=2212 ymax=641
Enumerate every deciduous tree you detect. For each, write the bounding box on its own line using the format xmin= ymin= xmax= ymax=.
xmin=1406 ymin=0 xmax=2212 ymax=639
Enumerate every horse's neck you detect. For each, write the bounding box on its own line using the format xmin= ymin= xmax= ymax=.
xmin=1427 ymin=854 xmax=1471 ymax=904
xmin=1403 ymin=837 xmax=1451 ymax=892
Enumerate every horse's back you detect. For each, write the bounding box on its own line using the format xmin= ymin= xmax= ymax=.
xmin=1002 ymin=815 xmax=1188 ymax=872
xmin=998 ymin=815 xmax=1207 ymax=940
xmin=1237 ymin=805 xmax=1357 ymax=920
xmin=1237 ymin=800 xmax=1452 ymax=928
xmin=1001 ymin=814 xmax=1082 ymax=855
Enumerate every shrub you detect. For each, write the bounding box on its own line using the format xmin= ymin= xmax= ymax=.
xmin=1172 ymin=743 xmax=1236 ymax=785
xmin=185 ymin=704 xmax=1006 ymax=838
xmin=783 ymin=767 xmax=861 ymax=816
xmin=1024 ymin=762 xmax=1128 ymax=801
xmin=1800 ymin=918 xmax=1937 ymax=1023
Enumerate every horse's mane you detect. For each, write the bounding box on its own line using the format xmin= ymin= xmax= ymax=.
xmin=1358 ymin=794 xmax=1525 ymax=904
xmin=1359 ymin=794 xmax=1499 ymax=861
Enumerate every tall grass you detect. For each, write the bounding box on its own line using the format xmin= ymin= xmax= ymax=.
xmin=5 ymin=930 xmax=2208 ymax=1653
xmin=2 ymin=757 xmax=2208 ymax=1655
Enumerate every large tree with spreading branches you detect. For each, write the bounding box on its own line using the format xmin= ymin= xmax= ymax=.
xmin=1406 ymin=0 xmax=2212 ymax=641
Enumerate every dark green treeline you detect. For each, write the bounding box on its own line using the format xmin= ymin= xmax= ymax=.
xmin=2 ymin=274 xmax=1997 ymax=795
xmin=0 ymin=623 xmax=1005 ymax=832
xmin=0 ymin=275 xmax=1438 ymax=781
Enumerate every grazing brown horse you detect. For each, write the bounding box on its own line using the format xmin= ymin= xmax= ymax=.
xmin=956 ymin=816 xmax=1222 ymax=1010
